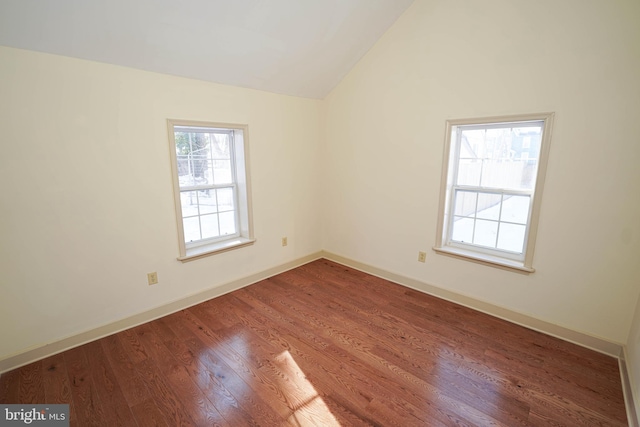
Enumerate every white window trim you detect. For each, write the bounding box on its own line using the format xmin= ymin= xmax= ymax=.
xmin=167 ymin=119 xmax=255 ymax=262
xmin=434 ymin=112 xmax=554 ymax=274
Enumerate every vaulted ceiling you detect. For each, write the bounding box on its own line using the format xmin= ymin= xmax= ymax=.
xmin=0 ymin=0 xmax=414 ymax=99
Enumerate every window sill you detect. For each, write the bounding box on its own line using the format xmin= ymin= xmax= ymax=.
xmin=178 ymin=237 xmax=256 ymax=262
xmin=432 ymin=246 xmax=534 ymax=274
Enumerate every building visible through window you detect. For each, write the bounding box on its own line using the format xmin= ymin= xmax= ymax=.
xmin=434 ymin=113 xmax=554 ymax=273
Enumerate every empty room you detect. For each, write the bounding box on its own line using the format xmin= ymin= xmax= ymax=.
xmin=1 ymin=0 xmax=639 ymax=425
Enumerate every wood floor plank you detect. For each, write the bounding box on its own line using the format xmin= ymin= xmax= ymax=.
xmin=100 ymin=333 xmax=150 ymax=407
xmin=130 ymin=397 xmax=170 ymax=427
xmin=174 ymin=309 xmax=304 ymax=425
xmin=18 ymin=361 xmax=45 ymax=404
xmin=273 ymin=329 xmax=377 ymax=418
xmin=134 ymin=357 xmax=199 ymax=426
xmin=240 ymin=301 xmax=464 ymax=427
xmin=243 ymin=277 xmax=459 ymax=412
xmin=316 ymin=394 xmax=378 ymax=427
xmin=119 ymin=327 xmax=151 ymax=364
xmin=64 ymin=346 xmax=107 ymax=427
xmin=157 ymin=320 xmax=256 ymax=427
xmin=133 ymin=323 xmax=228 ymax=426
xmin=42 ymin=354 xmax=72 ymax=404
xmin=0 ymin=259 xmax=628 ymax=425
xmin=41 ymin=353 xmax=76 ymax=425
xmin=270 ymin=273 xmax=461 ymax=373
xmin=82 ymin=340 xmax=137 ymax=426
xmin=163 ymin=311 xmax=285 ymax=426
xmin=0 ymin=369 xmax=20 ymax=403
xmin=236 ymin=285 xmax=332 ymax=351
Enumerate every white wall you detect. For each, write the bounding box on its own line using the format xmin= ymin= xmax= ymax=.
xmin=0 ymin=47 xmax=323 ymax=360
xmin=323 ymin=0 xmax=640 ymax=344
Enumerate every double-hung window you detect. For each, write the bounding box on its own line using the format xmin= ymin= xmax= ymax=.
xmin=434 ymin=113 xmax=554 ymax=273
xmin=168 ymin=120 xmax=254 ymax=261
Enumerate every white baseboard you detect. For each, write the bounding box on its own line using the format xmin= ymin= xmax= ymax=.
xmin=0 ymin=252 xmax=324 ymax=374
xmin=321 ymin=251 xmax=623 ymax=357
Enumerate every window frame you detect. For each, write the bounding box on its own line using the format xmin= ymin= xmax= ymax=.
xmin=434 ymin=113 xmax=554 ymax=273
xmin=167 ymin=119 xmax=255 ymax=262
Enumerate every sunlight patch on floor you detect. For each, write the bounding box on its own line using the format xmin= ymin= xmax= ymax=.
xmin=274 ymin=350 xmax=341 ymax=426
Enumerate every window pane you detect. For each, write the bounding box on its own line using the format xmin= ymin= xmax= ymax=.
xmin=497 ymin=223 xmax=526 ymax=253
xmin=198 ymin=190 xmax=217 ymax=214
xmin=175 ymin=130 xmax=212 ymax=188
xmin=190 ymin=154 xmax=208 ymax=186
xmin=212 ymin=134 xmax=230 ymax=159
xmin=217 ymin=188 xmax=235 ymax=212
xmin=456 ymin=159 xmax=481 ymax=186
xmin=484 ymin=128 xmax=508 ymax=154
xmin=473 ymin=219 xmax=498 ymax=248
xmin=461 ymin=129 xmax=486 ymax=157
xmin=520 ymin=162 xmax=538 ymax=189
xmin=177 ymin=156 xmax=195 ymax=187
xmin=180 ymin=191 xmax=200 ymax=217
xmin=480 ymin=159 xmax=537 ymax=190
xmin=219 ymin=211 xmax=236 ymax=236
xmin=501 ymin=195 xmax=530 ymax=224
xmin=480 ymin=159 xmax=513 ymax=188
xmin=183 ymin=217 xmax=201 ymax=243
xmin=200 ymin=214 xmax=220 ymax=240
xmin=476 ymin=193 xmax=501 ymax=220
xmin=441 ymin=117 xmax=550 ymax=265
xmin=458 ymin=124 xmax=543 ymax=191
xmin=171 ymin=122 xmax=251 ymax=255
xmin=201 ymin=160 xmax=214 ymax=186
xmin=213 ymin=159 xmax=233 ymax=184
xmin=454 ymin=191 xmax=477 ymax=217
xmin=451 ymin=217 xmax=474 ymax=243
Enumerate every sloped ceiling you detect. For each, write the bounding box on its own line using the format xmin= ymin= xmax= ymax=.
xmin=0 ymin=0 xmax=414 ymax=99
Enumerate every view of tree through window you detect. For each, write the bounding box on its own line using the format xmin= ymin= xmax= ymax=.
xmin=168 ymin=120 xmax=253 ymax=260
xmin=174 ymin=128 xmax=238 ymax=244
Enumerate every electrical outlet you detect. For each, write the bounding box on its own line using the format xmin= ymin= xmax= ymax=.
xmin=282 ymin=237 xmax=288 ymax=247
xmin=418 ymin=251 xmax=427 ymax=263
xmin=147 ymin=272 xmax=158 ymax=285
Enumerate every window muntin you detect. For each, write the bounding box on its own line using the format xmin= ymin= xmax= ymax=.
xmin=168 ymin=120 xmax=254 ymax=261
xmin=435 ymin=114 xmax=553 ymax=272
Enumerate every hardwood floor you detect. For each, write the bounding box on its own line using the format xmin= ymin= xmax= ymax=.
xmin=0 ymin=259 xmax=628 ymax=426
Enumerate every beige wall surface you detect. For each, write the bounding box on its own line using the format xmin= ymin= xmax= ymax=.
xmin=323 ymin=0 xmax=640 ymax=344
xmin=1 ymin=0 xmax=640 ymax=384
xmin=0 ymin=46 xmax=323 ymax=359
